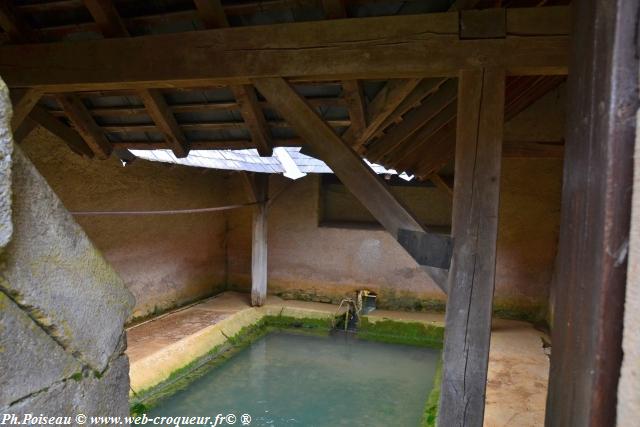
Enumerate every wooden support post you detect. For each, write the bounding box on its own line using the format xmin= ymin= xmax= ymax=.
xmin=546 ymin=0 xmax=638 ymax=425
xmin=438 ymin=68 xmax=505 ymax=427
xmin=254 ymin=77 xmax=450 ymax=291
xmin=243 ymin=173 xmax=269 ymax=307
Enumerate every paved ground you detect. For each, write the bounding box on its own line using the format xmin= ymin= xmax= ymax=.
xmin=127 ymin=292 xmax=550 ymax=426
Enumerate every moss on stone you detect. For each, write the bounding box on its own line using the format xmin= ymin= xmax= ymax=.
xmin=358 ymin=318 xmax=444 ymax=349
xmin=422 ymin=358 xmax=443 ymax=427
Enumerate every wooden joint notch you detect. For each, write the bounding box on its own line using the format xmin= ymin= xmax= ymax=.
xmin=397 ymin=229 xmax=453 ymax=270
xmin=459 ymin=8 xmax=506 ymax=40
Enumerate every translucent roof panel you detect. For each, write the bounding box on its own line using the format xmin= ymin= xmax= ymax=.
xmin=129 ymin=147 xmax=404 ymax=180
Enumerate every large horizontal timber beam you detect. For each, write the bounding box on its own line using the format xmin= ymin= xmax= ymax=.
xmin=254 ymin=77 xmax=451 ymax=292
xmin=0 ymin=7 xmax=569 ymax=93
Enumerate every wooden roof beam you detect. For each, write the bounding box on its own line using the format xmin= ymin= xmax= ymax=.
xmin=341 ymin=80 xmax=367 ymax=137
xmin=231 ymin=85 xmax=273 ymax=157
xmin=11 ymin=88 xmax=43 ymax=132
xmin=193 ymin=2 xmax=272 ymax=157
xmin=345 ymin=79 xmax=422 ymax=148
xmin=365 ymin=79 xmax=457 ymax=162
xmin=254 ymin=76 xmax=450 ymax=291
xmin=0 ymin=2 xmax=38 ymax=43
xmin=0 ymin=7 xmax=570 ymax=92
xmin=55 ymin=94 xmax=112 ymax=159
xmin=193 ymin=0 xmax=229 ymax=28
xmin=29 ymin=106 xmax=95 ymax=157
xmin=138 ymin=89 xmax=189 ymax=158
xmin=83 ymin=0 xmax=129 ymax=37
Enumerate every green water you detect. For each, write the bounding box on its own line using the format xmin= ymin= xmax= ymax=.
xmin=147 ymin=331 xmax=440 ymax=427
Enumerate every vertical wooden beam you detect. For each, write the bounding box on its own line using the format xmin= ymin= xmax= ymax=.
xmin=83 ymin=0 xmax=129 ymax=37
xmin=243 ymin=173 xmax=269 ymax=307
xmin=231 ymin=85 xmax=273 ymax=157
xmin=138 ymin=89 xmax=189 ymax=158
xmin=546 ymin=0 xmax=638 ymax=425
xmin=342 ymin=80 xmax=367 ymax=137
xmin=11 ymin=88 xmax=42 ymax=132
xmin=254 ymin=77 xmax=450 ymax=291
xmin=438 ymin=68 xmax=505 ymax=427
xmin=55 ymin=94 xmax=112 ymax=159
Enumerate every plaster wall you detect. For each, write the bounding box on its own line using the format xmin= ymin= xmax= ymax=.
xmin=21 ymin=128 xmax=229 ymax=319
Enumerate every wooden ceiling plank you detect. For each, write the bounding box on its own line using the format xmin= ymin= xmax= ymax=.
xmin=0 ymin=7 xmax=570 ymax=93
xmin=83 ymin=0 xmax=129 ymax=37
xmin=232 ymin=85 xmax=274 ymax=157
xmin=342 ymin=80 xmax=367 ymax=137
xmin=138 ymin=89 xmax=189 ymax=158
xmin=55 ymin=94 xmax=112 ymax=159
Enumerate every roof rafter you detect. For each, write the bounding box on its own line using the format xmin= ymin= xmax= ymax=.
xmin=365 ymin=79 xmax=457 ymax=162
xmin=0 ymin=1 xmax=38 ymax=43
xmin=192 ymin=2 xmax=274 ymax=157
xmin=55 ymin=94 xmax=112 ymax=159
xmin=138 ymin=89 xmax=190 ymax=158
xmin=83 ymin=0 xmax=129 ymax=37
xmin=231 ymin=85 xmax=274 ymax=157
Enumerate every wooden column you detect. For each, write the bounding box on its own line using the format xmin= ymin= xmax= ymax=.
xmin=438 ymin=68 xmax=505 ymax=427
xmin=244 ymin=173 xmax=269 ymax=307
xmin=546 ymin=0 xmax=638 ymax=425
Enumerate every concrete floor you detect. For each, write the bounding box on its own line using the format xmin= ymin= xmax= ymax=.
xmin=127 ymin=292 xmax=550 ymax=427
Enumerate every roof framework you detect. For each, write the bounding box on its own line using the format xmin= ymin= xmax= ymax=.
xmin=1 ymin=2 xmax=575 ymax=426
xmin=1 ymin=0 xmax=567 ymax=179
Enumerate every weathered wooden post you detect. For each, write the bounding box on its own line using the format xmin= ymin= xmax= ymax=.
xmin=438 ymin=68 xmax=505 ymax=427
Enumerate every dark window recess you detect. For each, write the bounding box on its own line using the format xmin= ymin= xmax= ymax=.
xmin=318 ymin=174 xmax=452 ymax=233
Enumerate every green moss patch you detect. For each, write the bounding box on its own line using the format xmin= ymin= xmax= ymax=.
xmin=358 ymin=317 xmax=444 ymax=349
xmin=422 ymin=358 xmax=443 ymax=427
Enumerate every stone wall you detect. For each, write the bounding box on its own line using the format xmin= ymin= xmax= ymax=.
xmin=0 ymin=79 xmax=134 ymax=419
xmin=21 ymin=128 xmax=229 ymax=320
